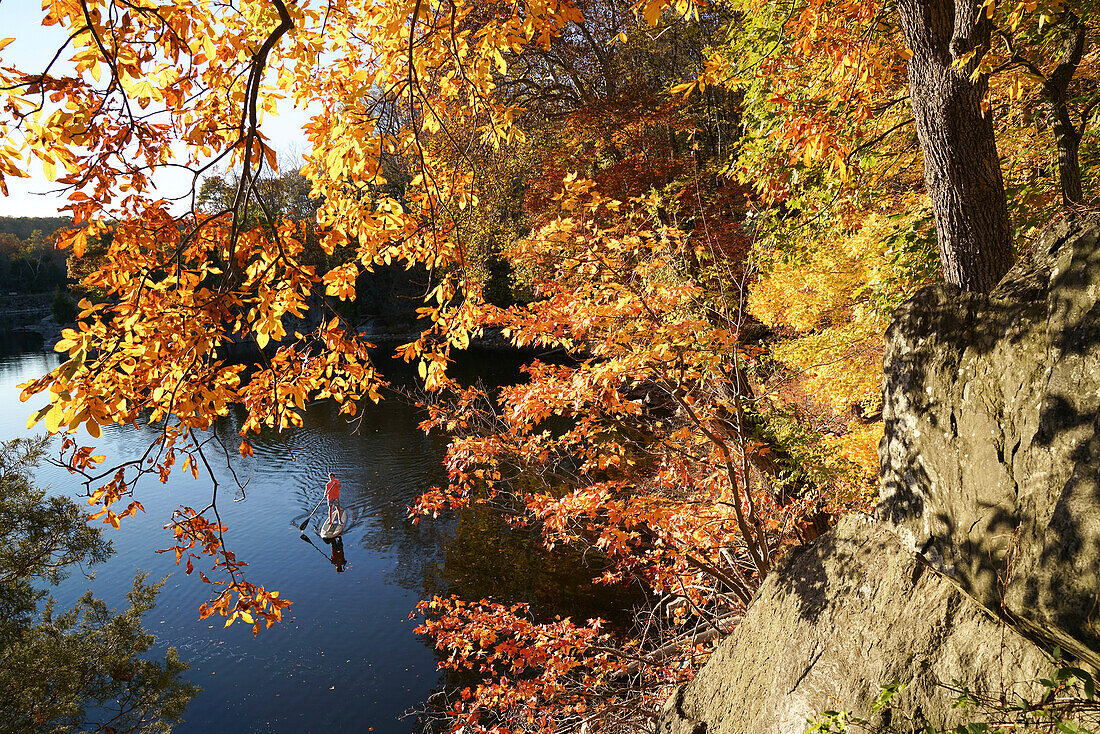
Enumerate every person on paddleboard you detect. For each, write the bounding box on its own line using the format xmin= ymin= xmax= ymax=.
xmin=326 ymin=472 xmax=342 ymax=524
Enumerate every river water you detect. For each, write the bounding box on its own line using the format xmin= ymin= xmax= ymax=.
xmin=0 ymin=337 xmax=635 ymax=733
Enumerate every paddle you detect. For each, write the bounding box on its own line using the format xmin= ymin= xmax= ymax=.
xmin=297 ymin=497 xmax=325 ymax=531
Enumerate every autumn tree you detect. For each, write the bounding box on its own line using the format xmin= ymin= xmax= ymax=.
xmin=887 ymin=0 xmax=1100 ymax=289
xmin=706 ymin=0 xmax=1095 ymax=294
xmin=2 ymin=0 xmax=1097 ymax=731
xmin=892 ymin=0 xmax=1014 ymax=292
xmin=986 ymin=4 xmax=1100 ymax=206
xmin=0 ymin=436 xmax=198 ymax=732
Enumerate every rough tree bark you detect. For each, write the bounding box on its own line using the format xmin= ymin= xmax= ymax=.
xmin=1001 ymin=12 xmax=1092 ymax=205
xmin=895 ymin=0 xmax=1015 ymax=293
xmin=1040 ymin=13 xmax=1087 ymax=206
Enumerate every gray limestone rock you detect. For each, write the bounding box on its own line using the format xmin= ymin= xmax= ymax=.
xmin=658 ymin=215 xmax=1100 ymax=734
xmin=879 ymin=214 xmax=1100 ymax=666
xmin=657 ymin=516 xmax=1049 ymax=734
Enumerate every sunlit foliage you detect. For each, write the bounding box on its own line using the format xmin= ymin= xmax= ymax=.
xmin=1 ymin=0 xmax=1097 ymax=730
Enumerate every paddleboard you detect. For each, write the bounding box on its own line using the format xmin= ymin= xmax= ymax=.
xmin=319 ymin=507 xmax=348 ymax=540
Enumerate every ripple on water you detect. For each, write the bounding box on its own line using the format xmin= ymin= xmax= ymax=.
xmin=1 ymin=350 xmax=448 ymax=734
xmin=3 ymin=345 xmax=633 ymax=734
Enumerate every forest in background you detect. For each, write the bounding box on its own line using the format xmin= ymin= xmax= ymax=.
xmin=0 ymin=0 xmax=1098 ymax=731
xmin=0 ymin=216 xmax=70 ymax=295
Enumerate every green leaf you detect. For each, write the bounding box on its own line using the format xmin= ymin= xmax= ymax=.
xmin=1061 ymin=667 xmax=1095 ymax=698
xmin=872 ymin=682 xmax=906 ymax=713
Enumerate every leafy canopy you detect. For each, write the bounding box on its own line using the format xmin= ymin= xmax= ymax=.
xmin=2 ymin=0 xmax=1098 ymax=730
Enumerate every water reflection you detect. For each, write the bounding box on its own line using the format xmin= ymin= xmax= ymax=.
xmin=329 ymin=537 xmax=348 ymax=573
xmin=429 ymin=503 xmax=643 ymax=630
xmin=295 ymin=532 xmax=349 ymax=574
xmin=0 ymin=341 xmax=639 ymax=733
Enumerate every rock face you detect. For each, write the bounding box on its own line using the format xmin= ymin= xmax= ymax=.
xmin=879 ymin=214 xmax=1100 ymax=666
xmin=658 ymin=215 xmax=1100 ymax=733
xmin=659 ymin=516 xmax=1048 ymax=734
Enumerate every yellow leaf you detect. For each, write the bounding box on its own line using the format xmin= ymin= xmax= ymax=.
xmin=72 ymin=229 xmax=88 ymax=258
xmin=43 ymin=403 xmax=65 ymax=433
xmin=27 ymin=404 xmax=50 ymax=429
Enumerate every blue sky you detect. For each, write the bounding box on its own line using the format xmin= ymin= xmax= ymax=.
xmin=0 ymin=1 xmax=316 ymax=218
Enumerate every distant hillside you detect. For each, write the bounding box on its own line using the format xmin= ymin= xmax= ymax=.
xmin=0 ymin=217 xmax=71 ymax=240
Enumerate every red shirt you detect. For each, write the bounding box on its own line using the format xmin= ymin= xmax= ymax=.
xmin=326 ymin=477 xmax=341 ymax=500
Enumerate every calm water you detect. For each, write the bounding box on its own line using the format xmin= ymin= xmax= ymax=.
xmin=0 ymin=338 xmax=636 ymax=733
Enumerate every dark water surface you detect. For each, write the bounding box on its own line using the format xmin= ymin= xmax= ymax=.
xmin=0 ymin=338 xmax=634 ymax=733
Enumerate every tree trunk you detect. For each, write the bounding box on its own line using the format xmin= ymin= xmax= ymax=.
xmin=1044 ymin=13 xmax=1086 ymax=206
xmin=1053 ymin=119 xmax=1084 ymax=205
xmin=895 ymin=0 xmax=1014 ymax=293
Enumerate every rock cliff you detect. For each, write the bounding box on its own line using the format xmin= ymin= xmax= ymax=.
xmin=658 ymin=214 xmax=1100 ymax=733
xmin=659 ymin=517 xmax=1048 ymax=734
xmin=880 ymin=215 xmax=1100 ymax=666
